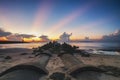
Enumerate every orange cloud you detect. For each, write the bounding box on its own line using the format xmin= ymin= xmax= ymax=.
xmin=32 ymin=37 xmax=41 ymax=42
xmin=23 ymin=38 xmax=33 ymax=42
xmin=23 ymin=37 xmax=47 ymax=42
xmin=0 ymin=37 xmax=7 ymax=41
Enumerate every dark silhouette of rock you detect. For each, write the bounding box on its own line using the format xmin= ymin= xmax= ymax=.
xmin=4 ymin=56 xmax=12 ymax=60
xmin=49 ymin=72 xmax=65 ymax=80
xmin=80 ymin=50 xmax=90 ymax=57
xmin=32 ymin=42 xmax=80 ymax=56
xmin=20 ymin=53 xmax=28 ymax=55
xmin=98 ymin=65 xmax=120 ymax=77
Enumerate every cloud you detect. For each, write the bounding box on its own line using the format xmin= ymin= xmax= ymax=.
xmin=0 ymin=28 xmax=12 ymax=37
xmin=39 ymin=35 xmax=50 ymax=41
xmin=0 ymin=28 xmax=36 ymax=41
xmin=6 ymin=34 xmax=36 ymax=41
xmin=14 ymin=34 xmax=36 ymax=38
xmin=102 ymin=29 xmax=120 ymax=41
xmin=6 ymin=34 xmax=23 ymax=41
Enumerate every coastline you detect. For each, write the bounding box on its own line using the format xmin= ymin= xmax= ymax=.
xmin=0 ymin=41 xmax=30 ymax=44
xmin=0 ymin=48 xmax=32 ymax=54
xmin=0 ymin=48 xmax=120 ymax=74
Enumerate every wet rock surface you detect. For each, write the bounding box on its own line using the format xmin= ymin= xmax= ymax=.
xmin=0 ymin=69 xmax=47 ymax=80
xmin=73 ymin=71 xmax=120 ymax=80
xmin=4 ymin=56 xmax=12 ymax=60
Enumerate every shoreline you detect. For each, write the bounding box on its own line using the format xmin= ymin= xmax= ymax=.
xmin=0 ymin=41 xmax=30 ymax=44
xmin=0 ymin=48 xmax=119 ymax=55
xmin=0 ymin=47 xmax=120 ymax=79
xmin=0 ymin=51 xmax=120 ymax=74
xmin=0 ymin=48 xmax=32 ymax=54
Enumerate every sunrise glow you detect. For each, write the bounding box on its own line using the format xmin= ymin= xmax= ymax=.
xmin=0 ymin=0 xmax=119 ymax=42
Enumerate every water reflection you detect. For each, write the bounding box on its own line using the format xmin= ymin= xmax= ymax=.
xmin=0 ymin=42 xmax=120 ymax=50
xmin=70 ymin=42 xmax=120 ymax=50
xmin=0 ymin=43 xmax=46 ymax=49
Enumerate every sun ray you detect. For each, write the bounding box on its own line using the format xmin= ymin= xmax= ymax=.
xmin=70 ymin=17 xmax=113 ymax=34
xmin=0 ymin=14 xmax=13 ymax=30
xmin=47 ymin=2 xmax=93 ymax=35
xmin=31 ymin=0 xmax=53 ymax=33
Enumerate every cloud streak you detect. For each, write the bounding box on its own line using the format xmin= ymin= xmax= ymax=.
xmin=0 ymin=28 xmax=11 ymax=37
xmin=0 ymin=28 xmax=36 ymax=41
xmin=14 ymin=34 xmax=36 ymax=38
xmin=101 ymin=29 xmax=120 ymax=42
xmin=6 ymin=34 xmax=36 ymax=41
xmin=39 ymin=35 xmax=49 ymax=41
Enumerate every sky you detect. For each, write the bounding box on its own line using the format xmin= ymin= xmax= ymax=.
xmin=0 ymin=0 xmax=120 ymax=41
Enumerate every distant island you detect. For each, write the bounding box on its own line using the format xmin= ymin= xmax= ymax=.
xmin=0 ymin=41 xmax=30 ymax=44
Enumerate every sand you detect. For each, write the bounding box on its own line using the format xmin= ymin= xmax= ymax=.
xmin=74 ymin=53 xmax=120 ymax=68
xmin=0 ymin=48 xmax=120 ymax=80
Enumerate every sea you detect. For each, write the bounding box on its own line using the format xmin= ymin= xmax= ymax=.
xmin=0 ymin=42 xmax=120 ymax=55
